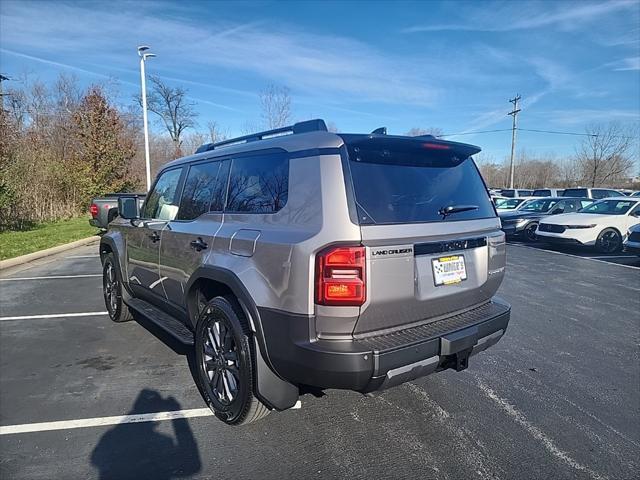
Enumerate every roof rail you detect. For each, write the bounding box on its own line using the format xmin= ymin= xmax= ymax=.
xmin=195 ymin=119 xmax=328 ymax=154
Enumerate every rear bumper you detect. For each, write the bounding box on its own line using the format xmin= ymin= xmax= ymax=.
xmin=259 ymin=298 xmax=510 ymax=393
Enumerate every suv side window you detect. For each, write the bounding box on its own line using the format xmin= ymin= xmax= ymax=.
xmin=592 ymin=189 xmax=608 ymax=199
xmin=177 ymin=161 xmax=223 ymax=221
xmin=226 ymin=153 xmax=289 ymax=213
xmin=210 ymin=160 xmax=231 ymax=212
xmin=141 ymin=168 xmax=183 ymax=220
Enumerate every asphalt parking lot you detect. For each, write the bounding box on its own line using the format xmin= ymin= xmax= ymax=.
xmin=508 ymin=239 xmax=640 ymax=268
xmin=0 ymin=243 xmax=638 ymax=480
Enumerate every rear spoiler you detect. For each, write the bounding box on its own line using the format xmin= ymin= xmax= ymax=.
xmin=339 ymin=134 xmax=481 ymax=166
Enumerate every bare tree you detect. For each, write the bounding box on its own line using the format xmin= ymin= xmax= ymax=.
xmin=405 ymin=127 xmax=444 ymax=137
xmin=207 ymin=120 xmax=228 ymax=143
xmin=259 ymin=85 xmax=291 ymax=129
xmin=145 ymin=75 xmax=198 ymax=157
xmin=575 ymin=122 xmax=634 ymax=187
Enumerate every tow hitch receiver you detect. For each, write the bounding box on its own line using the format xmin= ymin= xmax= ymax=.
xmin=455 ymin=347 xmax=472 ymax=371
xmin=440 ymin=326 xmax=478 ymax=372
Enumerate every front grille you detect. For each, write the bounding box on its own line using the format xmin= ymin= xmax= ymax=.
xmin=539 ymin=223 xmax=565 ymax=233
xmin=628 ymin=231 xmax=640 ymax=242
xmin=354 ymin=301 xmax=509 ymax=353
xmin=414 ymin=237 xmax=487 ymax=256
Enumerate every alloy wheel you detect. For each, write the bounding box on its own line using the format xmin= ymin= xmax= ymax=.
xmin=104 ymin=262 xmax=118 ymax=314
xmin=600 ymin=230 xmax=621 ymax=253
xmin=202 ymin=319 xmax=240 ymax=406
xmin=525 ymin=223 xmax=538 ymax=241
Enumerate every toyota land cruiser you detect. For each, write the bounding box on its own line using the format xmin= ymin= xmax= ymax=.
xmin=100 ymin=119 xmax=510 ymax=425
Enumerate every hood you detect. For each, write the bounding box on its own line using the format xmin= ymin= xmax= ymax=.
xmin=499 ymin=210 xmax=545 ymax=221
xmin=540 ymin=212 xmax=613 ymax=225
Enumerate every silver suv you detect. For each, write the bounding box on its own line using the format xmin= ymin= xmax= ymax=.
xmin=101 ymin=119 xmax=510 ymax=425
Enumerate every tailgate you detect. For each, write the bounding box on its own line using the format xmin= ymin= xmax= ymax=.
xmin=354 ymin=220 xmax=505 ymax=334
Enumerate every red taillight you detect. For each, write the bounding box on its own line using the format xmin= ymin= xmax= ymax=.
xmin=90 ymin=204 xmax=99 ymax=217
xmin=315 ymin=245 xmax=366 ymax=306
xmin=422 ymin=142 xmax=450 ymax=150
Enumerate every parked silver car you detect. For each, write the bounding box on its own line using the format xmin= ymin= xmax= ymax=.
xmin=100 ymin=119 xmax=511 ymax=425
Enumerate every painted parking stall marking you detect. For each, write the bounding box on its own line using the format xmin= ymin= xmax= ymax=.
xmin=0 ymin=401 xmax=302 ymax=435
xmin=0 ymin=312 xmax=108 ymax=321
xmin=0 ymin=274 xmax=101 ymax=282
xmin=0 ymin=409 xmax=213 ymax=435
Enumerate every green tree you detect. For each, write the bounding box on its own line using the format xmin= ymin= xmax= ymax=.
xmin=70 ymin=86 xmax=138 ymax=206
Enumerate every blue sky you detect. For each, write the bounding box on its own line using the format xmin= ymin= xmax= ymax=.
xmin=1 ymin=0 xmax=639 ymax=163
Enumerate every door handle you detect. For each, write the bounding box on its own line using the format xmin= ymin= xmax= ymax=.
xmin=190 ymin=238 xmax=208 ymax=252
xmin=149 ymin=231 xmax=160 ymax=243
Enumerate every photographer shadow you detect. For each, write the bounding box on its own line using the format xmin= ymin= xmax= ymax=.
xmin=91 ymin=389 xmax=202 ymax=480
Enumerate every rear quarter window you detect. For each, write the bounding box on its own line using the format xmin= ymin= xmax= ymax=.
xmin=226 ymin=153 xmax=289 ymax=213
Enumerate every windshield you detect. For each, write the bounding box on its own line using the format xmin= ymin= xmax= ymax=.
xmin=520 ymin=198 xmax=558 ymax=212
xmin=345 ymin=142 xmax=495 ymax=224
xmin=495 ymin=198 xmax=524 ymax=209
xmin=579 ymin=199 xmax=637 ymax=215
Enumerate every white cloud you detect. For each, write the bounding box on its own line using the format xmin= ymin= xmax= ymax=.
xmin=613 ymin=56 xmax=640 ymax=71
xmin=543 ymin=108 xmax=640 ymax=125
xmin=402 ymin=0 xmax=637 ymax=33
xmin=0 ymin=1 xmax=441 ymax=107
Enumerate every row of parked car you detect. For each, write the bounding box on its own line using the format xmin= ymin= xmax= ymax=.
xmin=491 ymin=187 xmax=640 ymax=200
xmin=494 ymin=194 xmax=640 ymax=254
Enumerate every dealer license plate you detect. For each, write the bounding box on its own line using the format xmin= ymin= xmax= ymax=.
xmin=432 ymin=255 xmax=467 ymax=286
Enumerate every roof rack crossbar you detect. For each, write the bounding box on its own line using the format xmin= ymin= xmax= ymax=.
xmin=195 ymin=119 xmax=328 ymax=153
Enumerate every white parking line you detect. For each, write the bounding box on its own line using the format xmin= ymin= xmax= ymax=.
xmin=0 ymin=312 xmax=108 ymax=321
xmin=0 ymin=400 xmax=302 ymax=435
xmin=0 ymin=409 xmax=213 ymax=435
xmin=585 ymin=255 xmax=635 ymax=259
xmin=0 ymin=274 xmax=101 ymax=282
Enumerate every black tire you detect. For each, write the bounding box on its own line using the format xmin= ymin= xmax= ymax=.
xmin=524 ymin=222 xmax=538 ymax=242
xmin=596 ymin=228 xmax=622 ymax=253
xmin=193 ymin=296 xmax=270 ymax=426
xmin=102 ymin=254 xmax=134 ymax=323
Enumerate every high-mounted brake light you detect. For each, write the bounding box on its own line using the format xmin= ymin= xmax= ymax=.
xmin=422 ymin=142 xmax=451 ymax=150
xmin=315 ymin=245 xmax=366 ymax=306
xmin=90 ymin=204 xmax=99 ymax=217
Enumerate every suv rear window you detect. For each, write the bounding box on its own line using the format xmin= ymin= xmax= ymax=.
xmin=345 ymin=140 xmax=495 ymax=225
xmin=563 ymin=188 xmax=588 ymax=197
xmin=533 ymin=189 xmax=551 ymax=196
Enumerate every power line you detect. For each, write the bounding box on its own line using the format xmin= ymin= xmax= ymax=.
xmin=436 ymin=128 xmax=512 ymax=137
xmin=438 ymin=127 xmax=635 ymax=139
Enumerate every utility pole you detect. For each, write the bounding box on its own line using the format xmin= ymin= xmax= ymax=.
xmin=0 ymin=74 xmax=9 ymax=112
xmin=507 ymin=94 xmax=521 ymax=189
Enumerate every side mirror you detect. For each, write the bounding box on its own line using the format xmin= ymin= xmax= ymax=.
xmin=551 ymin=208 xmax=564 ymax=215
xmin=118 ymin=196 xmax=140 ymax=220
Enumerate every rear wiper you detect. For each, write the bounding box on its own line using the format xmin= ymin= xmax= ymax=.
xmin=439 ymin=204 xmax=479 ymax=219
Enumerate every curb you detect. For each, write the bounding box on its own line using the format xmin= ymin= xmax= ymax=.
xmin=0 ymin=235 xmax=101 ymax=270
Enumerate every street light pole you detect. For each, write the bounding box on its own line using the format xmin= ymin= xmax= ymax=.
xmin=138 ymin=46 xmax=156 ymax=192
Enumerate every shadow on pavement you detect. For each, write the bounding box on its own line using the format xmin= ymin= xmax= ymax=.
xmin=91 ymin=389 xmax=202 ymax=480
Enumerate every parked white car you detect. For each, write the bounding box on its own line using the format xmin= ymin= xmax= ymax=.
xmin=536 ymin=197 xmax=640 ymax=253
